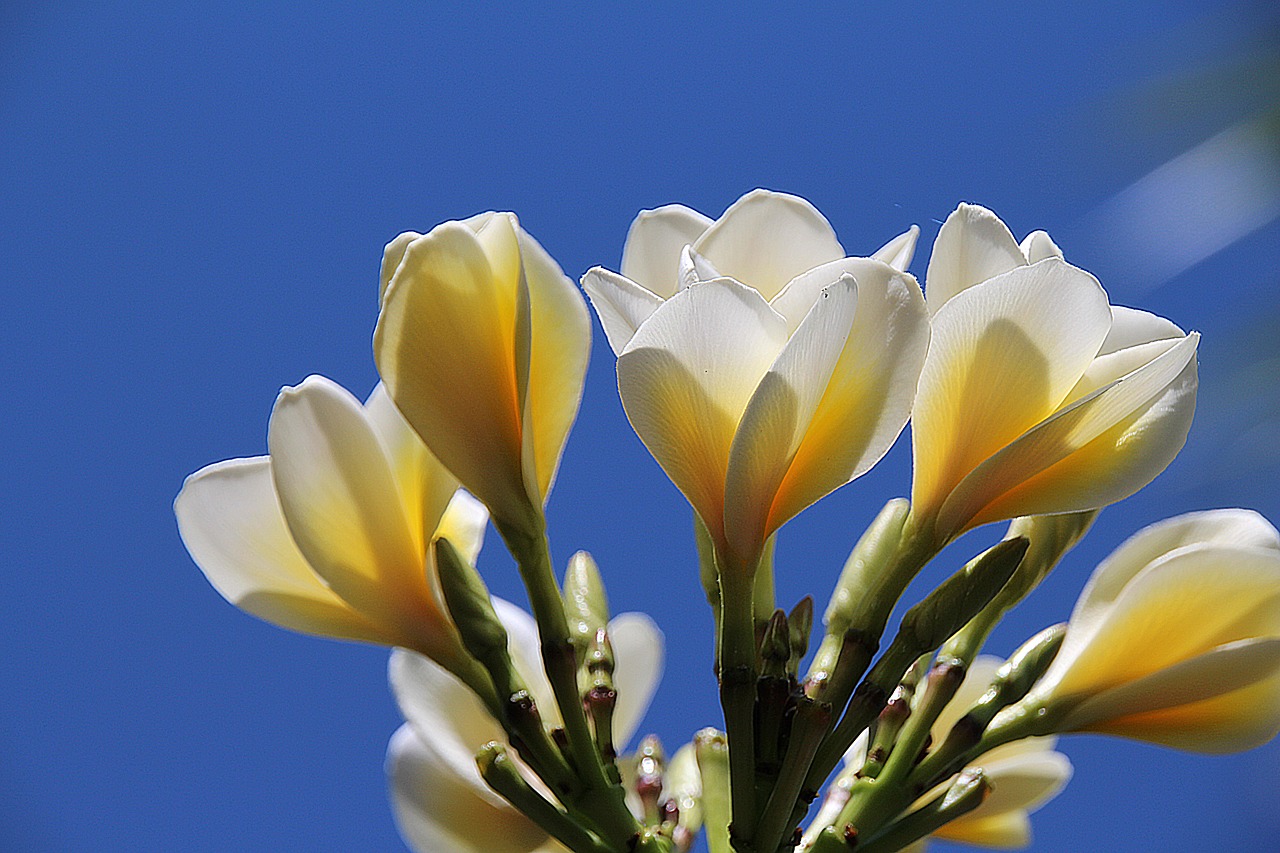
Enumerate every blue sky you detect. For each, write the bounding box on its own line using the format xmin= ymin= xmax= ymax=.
xmin=4 ymin=2 xmax=1279 ymax=850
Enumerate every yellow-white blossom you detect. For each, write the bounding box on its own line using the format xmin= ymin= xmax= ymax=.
xmin=375 ymin=213 xmax=590 ymax=533
xmin=804 ymin=657 xmax=1070 ymax=851
xmin=1006 ymin=509 xmax=1280 ymax=752
xmin=584 ymin=190 xmax=930 ymax=566
xmin=911 ymin=203 xmax=1199 ymax=544
xmin=175 ymin=377 xmax=487 ymax=670
xmin=387 ymin=603 xmax=664 ymax=853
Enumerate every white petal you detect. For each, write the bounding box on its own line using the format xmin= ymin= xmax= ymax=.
xmin=694 ymin=189 xmax=845 ymax=301
xmin=1072 ymin=509 xmax=1280 ymax=632
xmin=911 ymin=259 xmax=1112 ymax=527
xmin=387 ymin=724 xmax=550 ymax=853
xmin=936 ymin=334 xmax=1197 ymax=534
xmin=435 ymin=490 xmax=490 ymax=566
xmin=617 ymin=279 xmax=788 ymax=541
xmin=608 ymin=612 xmax=665 ymax=749
xmin=677 ymin=244 xmax=722 ymax=289
xmin=1018 ymin=230 xmax=1063 ymax=264
xmin=581 ymin=268 xmax=665 ymax=356
xmin=175 ymin=457 xmax=384 ymax=643
xmin=268 ymin=376 xmax=445 ymax=648
xmin=872 ymin=224 xmax=920 ymax=272
xmin=924 ymin=203 xmax=1027 ymax=313
xmin=620 ymin=204 xmax=713 ymax=298
xmin=380 ymin=231 xmax=422 ymax=304
xmin=492 ymin=598 xmax=560 ymax=726
xmin=973 ymin=751 xmax=1072 ymax=816
xmin=1098 ymin=306 xmax=1186 ymax=355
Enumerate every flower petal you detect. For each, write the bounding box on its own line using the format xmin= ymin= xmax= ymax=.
xmin=924 ymin=203 xmax=1027 ymax=313
xmin=911 ymin=259 xmax=1112 ymax=528
xmin=374 ymin=221 xmax=529 ymax=525
xmin=1018 ymin=230 xmax=1063 ymax=264
xmin=617 ymin=279 xmax=788 ymax=543
xmin=581 ymin=268 xmax=665 ymax=356
xmin=619 ymin=203 xmax=713 ymax=298
xmin=1065 ymin=637 xmax=1280 ymax=752
xmin=933 ymin=811 xmax=1031 ymax=848
xmin=492 ymin=598 xmax=560 ymax=725
xmin=387 ymin=724 xmax=551 ymax=853
xmin=972 ymin=751 xmax=1072 ymax=818
xmin=724 ymin=276 xmax=859 ymax=555
xmin=268 ymin=376 xmax=447 ymax=654
xmin=364 ymin=383 xmax=459 ymax=551
xmin=515 ymin=225 xmax=591 ymax=504
xmin=608 ymin=612 xmax=665 ymax=749
xmin=1073 ymin=510 xmax=1280 ymax=631
xmin=436 ymin=490 xmax=490 ymax=567
xmin=1040 ymin=544 xmax=1280 ymax=705
xmin=175 ymin=457 xmax=386 ymax=643
xmin=939 ymin=334 xmax=1197 ymax=534
xmin=1098 ymin=306 xmax=1185 ymax=355
xmin=872 ymin=225 xmax=921 ymax=272
xmin=694 ymin=189 xmax=845 ymax=301
xmin=768 ymin=265 xmax=930 ymax=537
xmin=381 ymin=231 xmax=421 ymax=304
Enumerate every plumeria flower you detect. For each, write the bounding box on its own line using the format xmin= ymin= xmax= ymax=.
xmin=803 ymin=658 xmax=1071 ymax=851
xmin=387 ymin=603 xmax=664 ymax=853
xmin=583 ymin=188 xmax=920 ymax=355
xmin=910 ymin=203 xmax=1199 ymax=545
xmin=175 ymin=377 xmax=488 ymax=675
xmin=375 ymin=212 xmax=590 ymax=535
xmin=583 ymin=190 xmax=931 ymax=569
xmin=1003 ymin=509 xmax=1280 ymax=752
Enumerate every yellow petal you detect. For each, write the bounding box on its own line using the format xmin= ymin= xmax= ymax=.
xmin=1042 ymin=545 xmax=1280 ymax=704
xmin=267 ymin=376 xmax=451 ymax=656
xmin=942 ymin=334 xmax=1197 ymax=534
xmin=364 ymin=383 xmax=459 ymax=554
xmin=934 ymin=811 xmax=1031 ymax=848
xmin=515 ymin=225 xmax=591 ymax=504
xmin=374 ymin=220 xmax=529 ymax=526
xmin=723 ymin=276 xmax=859 ymax=556
xmin=617 ymin=279 xmax=787 ymax=546
xmin=380 ymin=231 xmax=422 ymax=304
xmin=911 ymin=259 xmax=1112 ymax=529
xmin=175 ymin=457 xmax=386 ymax=644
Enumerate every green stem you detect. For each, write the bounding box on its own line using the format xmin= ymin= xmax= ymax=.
xmin=496 ymin=519 xmax=638 ymax=847
xmin=719 ymin=561 xmax=760 ymax=850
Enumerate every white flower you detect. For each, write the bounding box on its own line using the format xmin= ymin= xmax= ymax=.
xmin=911 ymin=203 xmax=1199 ymax=543
xmin=583 ymin=190 xmax=930 ymax=567
xmin=387 ymin=603 xmax=664 ymax=853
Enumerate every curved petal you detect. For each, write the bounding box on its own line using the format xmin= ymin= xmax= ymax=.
xmin=515 ymin=224 xmax=591 ymax=504
xmin=387 ymin=724 xmax=550 ymax=853
xmin=924 ymin=203 xmax=1027 ymax=313
xmin=1073 ymin=509 xmax=1280 ymax=631
xmin=694 ymin=189 xmax=845 ymax=301
xmin=175 ymin=457 xmax=386 ymax=644
xmin=617 ymin=279 xmax=788 ymax=543
xmin=1064 ymin=637 xmax=1280 ymax=752
xmin=1098 ymin=306 xmax=1185 ymax=355
xmin=268 ymin=376 xmax=448 ymax=653
xmin=436 ymin=490 xmax=490 ymax=567
xmin=911 ymin=260 xmax=1112 ymax=528
xmin=972 ymin=751 xmax=1072 ymax=818
xmin=380 ymin=231 xmax=422 ymax=304
xmin=608 ymin=612 xmax=665 ymax=749
xmin=620 ymin=203 xmax=713 ymax=298
xmin=374 ymin=221 xmax=529 ymax=526
xmin=872 ymin=225 xmax=920 ymax=272
xmin=768 ymin=265 xmax=930 ymax=537
xmin=941 ymin=334 xmax=1197 ymax=534
xmin=390 ymin=649 xmax=507 ymax=781
xmin=364 ymin=383 xmax=459 ymax=551
xmin=933 ymin=811 xmax=1031 ymax=848
xmin=1041 ymin=545 xmax=1280 ymax=702
xmin=1018 ymin=230 xmax=1063 ymax=264
xmin=581 ymin=268 xmax=665 ymax=356
xmin=724 ymin=276 xmax=859 ymax=555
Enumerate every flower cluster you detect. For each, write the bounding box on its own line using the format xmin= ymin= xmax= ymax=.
xmin=177 ymin=190 xmax=1280 ymax=853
